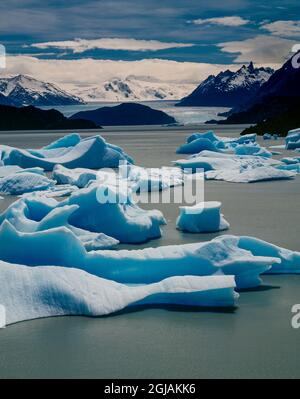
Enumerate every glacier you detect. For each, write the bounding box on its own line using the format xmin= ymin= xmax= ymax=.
xmin=176 ymin=201 xmax=229 ymax=233
xmin=0 ymin=261 xmax=238 ymax=326
xmin=2 ymin=134 xmax=134 ymax=171
xmin=0 ymin=224 xmax=280 ymax=289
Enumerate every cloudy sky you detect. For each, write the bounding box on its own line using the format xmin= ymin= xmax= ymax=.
xmin=0 ymin=0 xmax=299 ymax=87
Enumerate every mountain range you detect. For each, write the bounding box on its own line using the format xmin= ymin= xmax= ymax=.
xmin=222 ymin=51 xmax=300 ymax=136
xmin=0 ymin=75 xmax=84 ymax=107
xmin=70 ymin=75 xmax=195 ymax=102
xmin=176 ymin=62 xmax=274 ymax=107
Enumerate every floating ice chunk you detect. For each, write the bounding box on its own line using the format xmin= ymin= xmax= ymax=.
xmin=276 ymin=164 xmax=300 ymax=173
xmin=0 ymin=166 xmax=23 ymax=177
xmin=234 ymin=144 xmax=272 ymax=158
xmin=285 ymin=128 xmax=300 ymax=150
xmin=176 ymin=138 xmax=222 ymax=154
xmin=205 ymin=166 xmax=295 ymax=183
xmin=174 ymin=151 xmax=281 ymax=173
xmin=0 ymin=261 xmax=238 ymax=326
xmin=20 ymin=184 xmax=79 ymax=198
xmin=0 ymin=198 xmax=119 ymax=250
xmin=186 ymin=131 xmax=219 ymax=144
xmin=61 ymin=183 xmax=166 ymax=243
xmin=176 ymin=201 xmax=229 ymax=233
xmin=281 ymin=157 xmax=300 ymax=165
xmin=119 ymin=164 xmax=183 ymax=192
xmin=238 ymin=236 xmax=300 ymax=274
xmin=4 ymin=135 xmax=134 ymax=171
xmin=0 ymin=172 xmax=55 ymax=195
xmin=180 ymin=132 xmax=256 ymax=154
xmin=53 ymin=165 xmax=99 ymax=188
xmin=42 ymin=133 xmax=81 ymax=150
xmin=0 ymin=166 xmax=45 ymax=178
xmin=0 ymin=182 xmax=166 ymax=244
xmin=0 ymin=224 xmax=279 ymax=289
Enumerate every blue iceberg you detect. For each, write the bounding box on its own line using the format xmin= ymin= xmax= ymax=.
xmin=176 ymin=201 xmax=230 ymax=233
xmin=238 ymin=236 xmax=300 ymax=274
xmin=0 ymin=260 xmax=238 ymax=326
xmin=174 ymin=151 xmax=294 ymax=183
xmin=3 ymin=134 xmax=134 ymax=171
xmin=0 ymin=182 xmax=167 ymax=244
xmin=0 ymin=224 xmax=280 ymax=289
xmin=0 ymin=171 xmax=55 ymax=195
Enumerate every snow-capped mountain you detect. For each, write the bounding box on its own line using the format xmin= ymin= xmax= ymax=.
xmin=0 ymin=75 xmax=84 ymax=106
xmin=70 ymin=75 xmax=196 ymax=102
xmin=177 ymin=62 xmax=274 ymax=107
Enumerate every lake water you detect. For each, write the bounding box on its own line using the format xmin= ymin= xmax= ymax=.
xmin=0 ymin=126 xmax=299 ymax=378
xmin=40 ymin=101 xmax=231 ymax=125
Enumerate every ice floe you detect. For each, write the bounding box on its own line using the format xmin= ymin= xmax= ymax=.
xmin=0 ymin=261 xmax=238 ymax=326
xmin=0 ymin=225 xmax=280 ymax=289
xmin=176 ymin=201 xmax=229 ymax=233
xmin=174 ymin=151 xmax=293 ymax=183
xmin=2 ymin=134 xmax=134 ymax=171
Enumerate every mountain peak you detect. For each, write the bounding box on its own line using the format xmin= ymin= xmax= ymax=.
xmin=176 ymin=62 xmax=274 ymax=107
xmin=0 ymin=74 xmax=84 ymax=106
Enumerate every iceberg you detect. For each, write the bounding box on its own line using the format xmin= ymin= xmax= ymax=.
xmin=176 ymin=201 xmax=229 ymax=233
xmin=234 ymin=144 xmax=272 ymax=158
xmin=276 ymin=164 xmax=300 ymax=173
xmin=176 ymin=138 xmax=222 ymax=154
xmin=285 ymin=128 xmax=300 ymax=150
xmin=52 ymin=164 xmax=99 ymax=188
xmin=174 ymin=151 xmax=294 ymax=183
xmin=0 ymin=182 xmax=166 ymax=244
xmin=119 ymin=164 xmax=183 ymax=192
xmin=0 ymin=260 xmax=238 ymax=326
xmin=281 ymin=157 xmax=300 ymax=165
xmin=238 ymin=236 xmax=300 ymax=274
xmin=179 ymin=131 xmax=257 ymax=155
xmin=0 ymin=172 xmax=55 ymax=195
xmin=3 ymin=134 xmax=134 ymax=171
xmin=61 ymin=183 xmax=166 ymax=243
xmin=205 ymin=166 xmax=295 ymax=183
xmin=0 ymin=196 xmax=119 ymax=250
xmin=0 ymin=224 xmax=280 ymax=289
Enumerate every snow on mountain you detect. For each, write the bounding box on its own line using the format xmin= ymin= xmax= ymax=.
xmin=177 ymin=62 xmax=274 ymax=107
xmin=70 ymin=75 xmax=196 ymax=102
xmin=0 ymin=75 xmax=84 ymax=106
